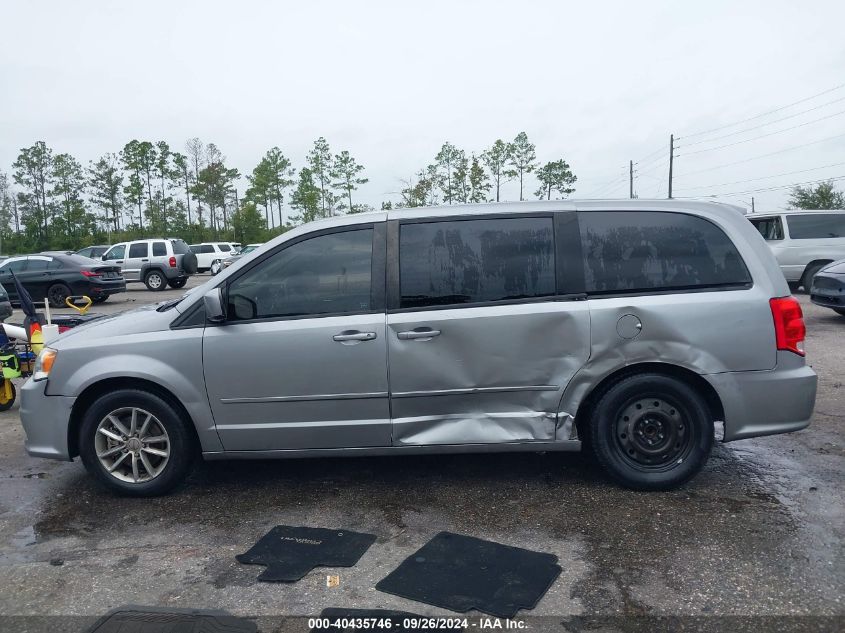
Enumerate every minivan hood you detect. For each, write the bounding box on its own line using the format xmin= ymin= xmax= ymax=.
xmin=49 ymin=303 xmax=174 ymax=349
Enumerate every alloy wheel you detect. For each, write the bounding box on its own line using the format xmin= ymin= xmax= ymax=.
xmin=94 ymin=407 xmax=170 ymax=483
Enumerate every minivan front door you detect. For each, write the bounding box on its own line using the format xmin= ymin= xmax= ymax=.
xmin=386 ymin=214 xmax=590 ymax=446
xmin=203 ymin=224 xmax=390 ymax=451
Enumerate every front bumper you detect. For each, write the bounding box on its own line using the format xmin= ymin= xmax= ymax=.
xmin=704 ymin=352 xmax=817 ymax=442
xmin=810 ymin=273 xmax=845 ymax=309
xmin=20 ymin=378 xmax=75 ymax=460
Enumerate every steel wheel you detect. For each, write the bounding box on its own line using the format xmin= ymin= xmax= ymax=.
xmin=94 ymin=407 xmax=170 ymax=484
xmin=615 ymin=397 xmax=692 ymax=470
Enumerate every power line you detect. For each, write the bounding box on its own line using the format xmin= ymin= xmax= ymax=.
xmin=677 ymin=82 xmax=845 ymax=140
xmin=674 ymin=161 xmax=845 ymax=192
xmin=674 ymin=131 xmax=845 ymax=178
xmin=675 ymin=174 xmax=845 ymax=199
xmin=677 ymin=108 xmax=845 ymax=156
xmin=680 ymin=95 xmax=845 ymax=148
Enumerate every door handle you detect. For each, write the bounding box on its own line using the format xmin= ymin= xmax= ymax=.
xmin=116 ymin=260 xmax=124 ymax=264
xmin=333 ymin=331 xmax=377 ymax=342
xmin=141 ymin=258 xmax=149 ymax=262
xmin=397 ymin=328 xmax=441 ymax=340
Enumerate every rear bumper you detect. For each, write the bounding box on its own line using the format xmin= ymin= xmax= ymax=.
xmin=86 ymin=280 xmax=127 ymax=297
xmin=704 ymin=352 xmax=817 ymax=442
xmin=19 ymin=378 xmax=74 ymax=460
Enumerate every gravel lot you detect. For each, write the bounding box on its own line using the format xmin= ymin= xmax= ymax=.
xmin=0 ymin=275 xmax=842 ymax=631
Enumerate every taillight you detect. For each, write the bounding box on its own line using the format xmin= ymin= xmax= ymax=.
xmin=770 ymin=296 xmax=806 ymax=356
xmin=80 ymin=270 xmax=101 ymax=278
xmin=169 ymin=256 xmax=176 ymax=268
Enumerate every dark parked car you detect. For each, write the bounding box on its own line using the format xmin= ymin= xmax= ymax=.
xmin=0 ymin=253 xmax=126 ymax=307
xmin=0 ymin=283 xmax=12 ymax=322
xmin=810 ymin=259 xmax=845 ymax=317
xmin=75 ymin=245 xmax=110 ymax=259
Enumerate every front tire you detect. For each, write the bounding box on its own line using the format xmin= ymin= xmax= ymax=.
xmin=144 ymin=270 xmax=166 ymax=292
xmin=801 ymin=263 xmax=827 ymax=291
xmin=78 ymin=389 xmax=194 ymax=496
xmin=589 ymin=373 xmax=713 ymax=491
xmin=47 ymin=283 xmax=72 ymax=308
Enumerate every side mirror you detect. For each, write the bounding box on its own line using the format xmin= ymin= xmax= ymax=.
xmin=203 ymin=288 xmax=226 ymax=323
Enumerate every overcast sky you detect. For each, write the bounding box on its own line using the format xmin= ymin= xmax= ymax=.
xmin=2 ymin=0 xmax=845 ymax=214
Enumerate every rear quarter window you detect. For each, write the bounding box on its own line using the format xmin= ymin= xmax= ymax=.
xmin=579 ymin=210 xmax=751 ymax=294
xmin=152 ymin=241 xmax=167 ymax=256
xmin=786 ymin=214 xmax=845 ymax=239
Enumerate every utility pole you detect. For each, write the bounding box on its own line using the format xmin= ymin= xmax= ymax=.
xmin=668 ymin=134 xmax=674 ymax=199
xmin=629 ymin=160 xmax=634 ymax=199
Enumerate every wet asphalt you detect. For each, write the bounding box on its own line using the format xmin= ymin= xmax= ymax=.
xmin=0 ymin=276 xmax=842 ymax=631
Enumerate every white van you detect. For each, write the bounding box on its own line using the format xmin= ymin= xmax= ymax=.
xmin=746 ymin=210 xmax=845 ymax=289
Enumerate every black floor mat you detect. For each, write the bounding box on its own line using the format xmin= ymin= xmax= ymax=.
xmin=313 ymin=608 xmax=465 ymax=632
xmin=85 ymin=605 xmax=256 ymax=633
xmin=236 ymin=526 xmax=377 ymax=582
xmin=375 ymin=531 xmax=561 ymax=618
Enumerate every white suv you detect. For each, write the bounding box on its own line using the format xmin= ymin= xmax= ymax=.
xmin=189 ymin=242 xmax=238 ymax=275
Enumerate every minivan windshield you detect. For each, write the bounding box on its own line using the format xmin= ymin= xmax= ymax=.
xmin=787 ymin=214 xmax=845 ymax=239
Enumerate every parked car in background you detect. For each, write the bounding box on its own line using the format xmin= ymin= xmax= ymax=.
xmin=75 ymin=245 xmax=110 ymax=259
xmin=19 ymin=200 xmax=816 ymax=496
xmin=0 ymin=283 xmax=12 ymax=321
xmin=747 ymin=210 xmax=845 ymax=290
xmin=101 ymin=239 xmax=198 ymax=291
xmin=221 ymin=243 xmax=264 ymax=269
xmin=0 ymin=253 xmax=125 ymax=307
xmin=809 ymin=259 xmax=845 ymax=317
xmin=189 ymin=242 xmax=237 ymax=275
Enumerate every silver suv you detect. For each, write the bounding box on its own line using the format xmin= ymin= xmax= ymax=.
xmin=102 ymin=238 xmax=198 ymax=291
xmin=20 ymin=201 xmax=817 ymax=495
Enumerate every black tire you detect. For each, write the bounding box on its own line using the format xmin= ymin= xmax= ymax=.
xmin=589 ymin=373 xmax=713 ymax=491
xmin=168 ymin=278 xmax=187 ymax=289
xmin=801 ymin=262 xmax=827 ymax=291
xmin=181 ymin=251 xmax=198 ymax=275
xmin=47 ymin=283 xmax=72 ymax=308
xmin=92 ymin=295 xmax=108 ymax=304
xmin=144 ymin=269 xmax=166 ymax=292
xmin=835 ymin=308 xmax=845 ymax=317
xmin=787 ymin=282 xmax=800 ymax=293
xmin=0 ymin=382 xmax=16 ymax=411
xmin=78 ymin=389 xmax=195 ymax=496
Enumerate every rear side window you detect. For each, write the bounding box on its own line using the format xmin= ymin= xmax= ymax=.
xmin=48 ymin=259 xmax=63 ymax=270
xmin=749 ymin=217 xmax=783 ymax=240
xmin=128 ymin=243 xmax=148 ymax=258
xmin=786 ymin=214 xmax=845 ymax=239
xmin=399 ymin=217 xmax=556 ymax=309
xmin=218 ymin=244 xmax=231 ymax=252
xmin=200 ymin=245 xmax=215 ymax=254
xmin=171 ymin=239 xmax=190 ymax=254
xmin=579 ymin=211 xmax=751 ymax=294
xmin=26 ymin=259 xmax=48 ymax=271
xmin=152 ymin=242 xmax=167 ymax=256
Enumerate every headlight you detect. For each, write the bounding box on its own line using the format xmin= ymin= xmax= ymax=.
xmin=33 ymin=348 xmax=57 ymax=381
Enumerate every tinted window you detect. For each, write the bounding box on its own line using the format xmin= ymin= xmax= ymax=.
xmin=171 ymin=239 xmax=190 ymax=254
xmin=190 ymin=245 xmax=200 ymax=253
xmin=399 ymin=217 xmax=555 ymax=309
xmin=227 ymin=229 xmax=373 ymax=320
xmin=128 ymin=243 xmax=148 ymax=258
xmin=580 ymin=211 xmax=751 ymax=294
xmin=104 ymin=245 xmax=125 ymax=260
xmin=786 ymin=214 xmax=845 ymax=239
xmin=26 ymin=259 xmax=49 ymax=271
xmin=152 ymin=241 xmax=167 ymax=256
xmin=200 ymin=245 xmax=215 ymax=254
xmin=749 ymin=217 xmax=783 ymax=240
xmin=2 ymin=260 xmax=27 ymax=273
xmin=76 ymin=247 xmax=91 ymax=257
xmin=47 ymin=259 xmax=64 ymax=270
xmin=218 ymin=244 xmax=231 ymax=251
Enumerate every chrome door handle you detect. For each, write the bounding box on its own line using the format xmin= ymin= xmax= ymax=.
xmin=333 ymin=331 xmax=377 ymax=342
xmin=397 ymin=329 xmax=441 ymax=340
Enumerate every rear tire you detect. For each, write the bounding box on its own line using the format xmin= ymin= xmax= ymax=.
xmin=47 ymin=283 xmax=72 ymax=308
xmin=92 ymin=295 xmax=108 ymax=304
xmin=144 ymin=270 xmax=166 ymax=292
xmin=78 ymin=389 xmax=194 ymax=496
xmin=589 ymin=373 xmax=713 ymax=491
xmin=168 ymin=278 xmax=187 ymax=289
xmin=801 ymin=263 xmax=827 ymax=291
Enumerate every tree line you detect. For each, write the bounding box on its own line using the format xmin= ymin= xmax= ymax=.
xmin=0 ymin=131 xmax=576 ymax=254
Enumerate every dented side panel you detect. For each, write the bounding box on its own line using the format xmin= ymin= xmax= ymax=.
xmin=387 ymin=301 xmax=590 ymax=445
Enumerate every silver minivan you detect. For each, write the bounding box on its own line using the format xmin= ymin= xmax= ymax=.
xmin=746 ymin=210 xmax=845 ymax=289
xmin=20 ymin=201 xmax=817 ymax=495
